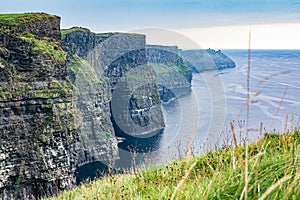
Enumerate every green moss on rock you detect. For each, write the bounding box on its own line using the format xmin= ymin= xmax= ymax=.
xmin=0 ymin=13 xmax=53 ymax=25
xmin=61 ymin=27 xmax=91 ymax=39
xmin=18 ymin=33 xmax=66 ymax=62
xmin=0 ymin=13 xmax=59 ymax=34
xmin=67 ymin=55 xmax=108 ymax=84
xmin=0 ymin=80 xmax=75 ymax=101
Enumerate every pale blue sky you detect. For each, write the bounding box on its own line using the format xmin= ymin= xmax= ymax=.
xmin=1 ymin=0 xmax=300 ymax=48
xmin=1 ymin=0 xmax=300 ymax=32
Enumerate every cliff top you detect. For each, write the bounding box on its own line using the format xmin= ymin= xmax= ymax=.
xmin=62 ymin=26 xmax=145 ymax=38
xmin=61 ymin=27 xmax=91 ymax=38
xmin=0 ymin=12 xmax=66 ymax=66
xmin=0 ymin=13 xmax=59 ymax=33
xmin=0 ymin=13 xmax=58 ymax=25
xmin=0 ymin=13 xmax=61 ymax=44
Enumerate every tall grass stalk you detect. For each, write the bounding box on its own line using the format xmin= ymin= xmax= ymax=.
xmin=170 ymin=162 xmax=197 ymax=200
xmin=258 ymin=175 xmax=293 ymax=200
xmin=230 ymin=121 xmax=244 ymax=167
xmin=284 ymin=114 xmax=288 ymax=134
xmin=243 ymin=29 xmax=251 ymax=200
xmin=186 ymin=111 xmax=200 ymax=165
xmin=291 ymin=113 xmax=295 ymax=134
xmin=274 ymin=86 xmax=288 ymax=117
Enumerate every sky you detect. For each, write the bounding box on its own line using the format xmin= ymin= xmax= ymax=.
xmin=1 ymin=0 xmax=300 ymax=49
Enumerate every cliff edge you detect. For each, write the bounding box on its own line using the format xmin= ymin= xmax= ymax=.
xmin=0 ymin=13 xmax=80 ymax=199
xmin=182 ymin=49 xmax=236 ymax=72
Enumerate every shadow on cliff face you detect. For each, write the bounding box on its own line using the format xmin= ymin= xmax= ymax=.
xmin=112 ymin=115 xmax=165 ymax=171
xmin=75 ymin=161 xmax=122 ymax=184
xmin=112 ymin=115 xmax=164 ymax=153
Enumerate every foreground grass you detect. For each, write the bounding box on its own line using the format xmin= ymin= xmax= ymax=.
xmin=50 ymin=131 xmax=299 ymax=200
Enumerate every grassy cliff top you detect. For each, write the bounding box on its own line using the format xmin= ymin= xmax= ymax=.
xmin=17 ymin=33 xmax=66 ymax=62
xmin=61 ymin=27 xmax=91 ymax=38
xmin=49 ymin=131 xmax=299 ymax=200
xmin=0 ymin=13 xmax=58 ymax=27
xmin=0 ymin=13 xmax=65 ymax=62
xmin=61 ymin=26 xmax=145 ymax=39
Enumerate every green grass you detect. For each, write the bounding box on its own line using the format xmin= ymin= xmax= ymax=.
xmin=49 ymin=131 xmax=299 ymax=200
xmin=0 ymin=13 xmax=65 ymax=62
xmin=61 ymin=27 xmax=91 ymax=39
xmin=0 ymin=13 xmax=51 ymax=25
xmin=67 ymin=55 xmax=107 ymax=84
xmin=152 ymin=63 xmax=190 ymax=76
xmin=17 ymin=33 xmax=66 ymax=62
xmin=0 ymin=13 xmax=58 ymax=33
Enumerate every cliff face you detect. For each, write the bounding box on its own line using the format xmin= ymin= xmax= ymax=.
xmin=182 ymin=49 xmax=236 ymax=72
xmin=146 ymin=45 xmax=192 ymax=101
xmin=90 ymin=34 xmax=164 ymax=136
xmin=67 ymin=55 xmax=118 ymax=167
xmin=0 ymin=14 xmax=80 ymax=199
xmin=62 ymin=29 xmax=119 ymax=167
xmin=62 ymin=28 xmax=164 ymax=168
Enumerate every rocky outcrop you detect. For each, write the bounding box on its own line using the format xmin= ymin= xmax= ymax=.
xmin=182 ymin=49 xmax=236 ymax=72
xmin=0 ymin=13 xmax=80 ymax=199
xmin=146 ymin=45 xmax=192 ymax=101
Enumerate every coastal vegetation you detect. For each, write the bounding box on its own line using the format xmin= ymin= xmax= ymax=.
xmin=50 ymin=130 xmax=299 ymax=200
xmin=61 ymin=27 xmax=90 ymax=39
xmin=0 ymin=13 xmax=54 ymax=27
xmin=18 ymin=32 xmax=66 ymax=62
xmin=0 ymin=13 xmax=66 ymax=62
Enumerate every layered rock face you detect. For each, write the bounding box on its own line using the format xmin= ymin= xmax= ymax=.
xmin=182 ymin=49 xmax=236 ymax=72
xmin=146 ymin=45 xmax=192 ymax=101
xmin=0 ymin=14 xmax=80 ymax=199
xmin=66 ymin=55 xmax=118 ymax=167
xmin=62 ymin=29 xmax=119 ymax=167
xmin=90 ymin=34 xmax=164 ymax=136
xmin=62 ymin=28 xmax=164 ymax=169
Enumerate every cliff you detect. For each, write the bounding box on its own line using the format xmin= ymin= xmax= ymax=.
xmin=62 ymin=28 xmax=164 ymax=168
xmin=66 ymin=55 xmax=118 ymax=168
xmin=0 ymin=13 xmax=80 ymax=199
xmin=146 ymin=45 xmax=192 ymax=101
xmin=182 ymin=49 xmax=236 ymax=72
xmin=62 ymin=28 xmax=119 ymax=170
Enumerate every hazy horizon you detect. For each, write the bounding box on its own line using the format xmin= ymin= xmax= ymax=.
xmin=1 ymin=0 xmax=300 ymax=49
